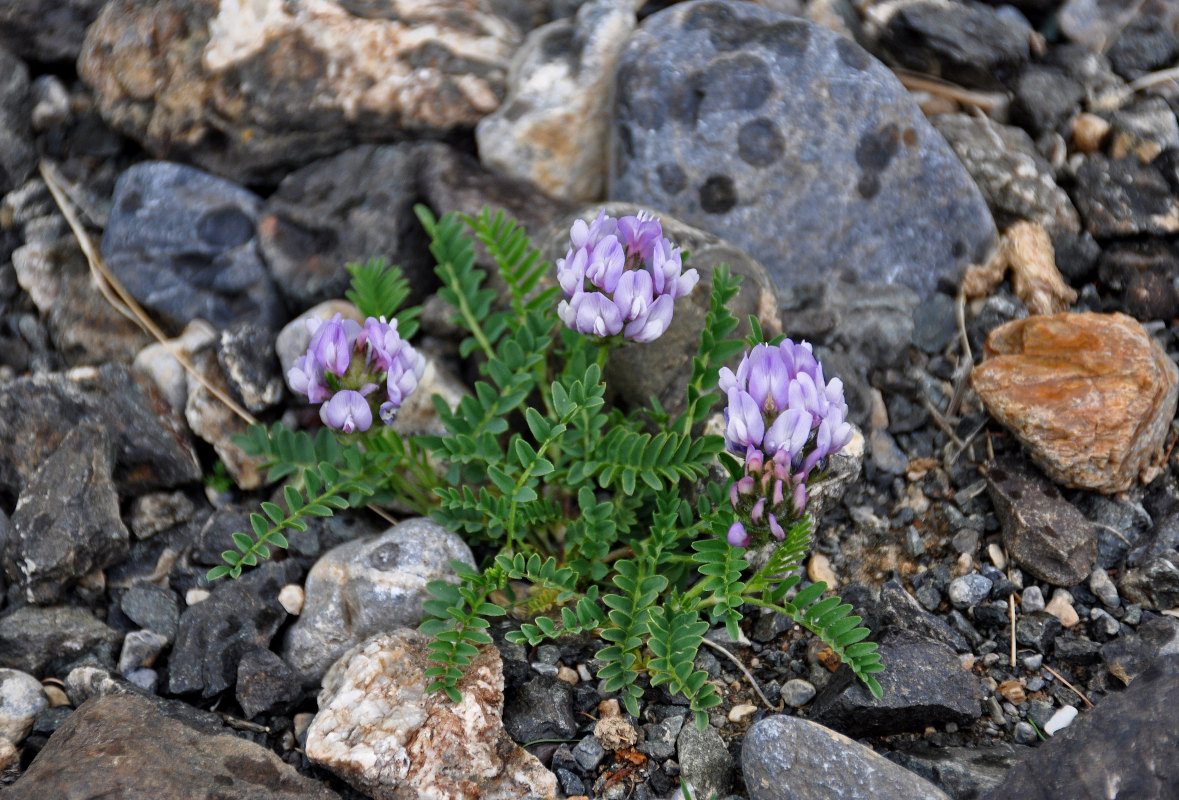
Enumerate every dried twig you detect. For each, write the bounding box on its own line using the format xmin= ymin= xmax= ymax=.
xmin=894 ymin=69 xmax=1004 ymax=113
xmin=215 ymin=710 xmax=271 ymax=733
xmin=1009 ymin=594 xmax=1016 ymax=668
xmin=699 ymin=638 xmax=779 ymax=711
xmin=1042 ymin=664 xmax=1095 ymax=709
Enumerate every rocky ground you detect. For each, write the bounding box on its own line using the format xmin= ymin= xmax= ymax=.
xmin=1 ymin=0 xmax=1178 ymax=798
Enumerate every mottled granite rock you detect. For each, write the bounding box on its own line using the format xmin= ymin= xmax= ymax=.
xmin=78 ymin=0 xmax=523 ymax=180
xmin=307 ymin=629 xmax=556 ymax=800
xmin=611 ymin=1 xmax=996 ymax=301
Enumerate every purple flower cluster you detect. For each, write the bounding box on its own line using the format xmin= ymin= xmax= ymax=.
xmin=720 ymin=340 xmax=853 ymax=548
xmin=287 ymin=313 xmax=425 ymax=434
xmin=556 ymin=210 xmax=698 ymax=343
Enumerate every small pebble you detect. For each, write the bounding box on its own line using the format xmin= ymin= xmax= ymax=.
xmin=557 ymin=665 xmax=580 ymax=685
xmin=573 ymin=735 xmax=607 ymax=771
xmin=1123 ymin=604 xmax=1142 ymax=626
xmin=807 ymin=554 xmax=838 ymax=588
xmin=1022 ymin=653 xmax=1043 ymax=671
xmin=118 ymin=630 xmax=169 ymax=674
xmin=125 ymin=668 xmax=158 ymax=693
xmin=186 ymin=588 xmax=211 ymax=606
xmin=998 ymin=680 xmax=1026 ymax=704
xmin=959 ymin=654 xmax=976 ymax=671
xmin=577 ymin=664 xmax=593 ymax=683
xmin=278 ymin=584 xmax=304 ymax=615
xmin=1014 ymin=721 xmax=1039 ymax=744
xmin=916 ymin=584 xmax=941 ymax=611
xmin=728 ymin=703 xmax=758 ymax=724
xmin=955 ymin=552 xmax=973 ymax=575
xmin=1022 ymin=586 xmax=1046 ymax=613
xmin=1088 ymin=569 xmax=1119 ymax=608
xmin=1090 ymin=608 xmax=1120 ymax=638
xmin=1072 ymin=112 xmax=1111 ymax=154
xmin=780 ymin=679 xmax=816 ymax=708
xmin=531 ymin=662 xmax=559 ymax=678
xmin=1026 ymin=677 xmax=1045 ymax=692
xmin=1045 ymin=590 xmax=1079 ymax=628
xmin=988 ymin=543 xmax=1007 ymax=570
xmin=948 ymin=574 xmax=993 ymax=608
xmin=293 ymin=712 xmax=315 ymax=743
xmin=1044 ymin=705 xmax=1078 ymax=735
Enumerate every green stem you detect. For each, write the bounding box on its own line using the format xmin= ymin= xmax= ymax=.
xmin=440 ymin=261 xmax=495 ymax=360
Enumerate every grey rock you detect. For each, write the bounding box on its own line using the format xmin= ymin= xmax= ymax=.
xmin=811 ymin=629 xmax=983 ymax=737
xmin=888 ymin=743 xmax=1032 ymax=800
xmin=780 ymin=679 xmax=817 ymax=708
xmin=185 ymin=348 xmax=264 ymax=490
xmin=283 ymin=518 xmax=473 ymax=684
xmin=504 ymin=675 xmax=578 ymax=743
xmin=1118 ymin=554 xmax=1179 ymax=610
xmin=217 ymin=323 xmax=284 ymax=413
xmin=169 ymin=560 xmax=301 ymax=697
xmin=1011 ymin=65 xmax=1085 ymax=137
xmin=932 ymin=114 xmax=1081 ymax=235
xmin=0 ymin=0 xmax=106 ymax=62
xmin=257 ymin=144 xmax=425 ymax=310
xmin=477 ymin=0 xmax=639 ymax=202
xmin=1077 ymin=492 xmax=1152 ymax=568
xmin=639 ymin=713 xmax=685 ymax=760
xmin=117 ymin=629 xmax=169 ymax=674
xmin=128 ymin=491 xmax=195 ymax=541
xmin=1014 ymin=721 xmax=1038 ymax=744
xmin=743 ymin=714 xmax=951 ymax=800
xmin=1089 ymin=608 xmax=1120 ymax=640
xmin=5 ymin=424 xmax=128 ymax=604
xmin=1072 ymin=155 xmax=1179 ymax=238
xmin=912 ymin=292 xmax=959 ymax=355
xmin=981 ymin=656 xmax=1179 ymax=800
xmin=0 ymin=668 xmax=46 ymax=744
xmin=0 ymin=364 xmax=202 ymax=498
xmin=611 ymin=1 xmax=995 ymax=301
xmin=1057 ymin=0 xmax=1142 ymax=51
xmin=678 ymin=722 xmax=734 ymax=800
xmin=538 ymin=201 xmax=781 ymax=418
xmin=0 ymin=605 xmax=120 ymax=677
xmin=6 ymin=693 xmax=340 ymax=800
xmin=949 ymin=574 xmax=994 ymax=609
xmin=1128 ymin=513 xmax=1179 ymax=568
xmin=102 ymin=161 xmax=284 ymax=334
xmin=1016 ymin=612 xmax=1063 ymax=654
xmin=1109 ymin=96 xmax=1179 ymax=162
xmin=1054 ymin=636 xmax=1102 ymax=666
xmin=1088 ymin=568 xmax=1120 ymax=608
xmin=1022 ymin=585 xmax=1046 ymax=613
xmin=235 ymin=647 xmax=302 ymax=719
xmin=573 ymin=734 xmax=608 ymax=771
xmin=65 ymin=665 xmax=142 ymax=706
xmin=1101 ymin=615 xmax=1179 ymax=685
xmin=1104 ymin=1 xmax=1179 ymax=81
xmin=875 ymin=580 xmax=969 ymax=653
xmin=0 ymin=46 xmax=35 ymax=197
xmin=125 ymin=667 xmax=158 ymax=693
xmin=985 ymin=457 xmax=1098 ymax=587
xmin=1096 ymin=238 xmax=1179 ymax=323
xmin=875 ymin=0 xmax=1030 ymax=90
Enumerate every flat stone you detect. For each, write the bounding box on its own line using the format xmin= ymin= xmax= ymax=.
xmin=133 ymin=320 xmax=220 ymax=414
xmin=101 ymin=161 xmax=284 ymax=334
xmin=973 ymin=313 xmax=1178 ymax=493
xmin=78 ymin=0 xmax=522 ymax=181
xmin=982 ymin=657 xmax=1179 ymax=800
xmin=118 ymin=629 xmax=169 ymax=674
xmin=743 ymin=714 xmax=951 ymax=800
xmin=0 ymin=605 xmax=121 ymax=677
xmin=282 ymin=517 xmax=473 ymax=685
xmin=1016 ymin=612 xmax=1063 ymax=654
xmin=127 ymin=491 xmax=196 ymax=541
xmin=887 ymin=743 xmax=1031 ymax=800
xmin=235 ymin=647 xmax=302 ymax=719
xmin=118 ymin=583 xmax=181 ymax=643
xmin=677 ymin=722 xmax=734 ymax=800
xmin=6 ymin=693 xmax=339 ymax=799
xmin=5 ymin=424 xmax=128 ymax=604
xmin=306 ymin=629 xmax=556 ymax=800
xmin=610 ymin=1 xmax=996 ymax=301
xmin=1118 ymin=555 xmax=1179 ymax=610
xmin=477 ymin=0 xmax=639 ymax=203
xmin=503 ymin=675 xmax=578 ymax=743
xmin=1073 ymin=155 xmax=1179 ymax=237
xmin=811 ymin=629 xmax=983 ymax=737
xmin=1101 ymin=616 xmax=1179 ymax=685
xmin=0 ymin=363 xmax=202 ymax=497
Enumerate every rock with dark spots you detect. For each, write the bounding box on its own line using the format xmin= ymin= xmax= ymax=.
xmin=101 ymin=162 xmax=284 ymax=334
xmin=4 ymin=424 xmax=128 ymax=605
xmin=811 ymin=629 xmax=984 ymax=737
xmin=235 ymin=648 xmax=302 ymax=719
xmin=1073 ymin=155 xmax=1179 ymax=237
xmin=118 ymin=583 xmax=181 ymax=644
xmin=743 ymin=715 xmax=951 ymax=800
xmin=217 ymin=323 xmax=284 ymax=414
xmin=678 ymin=722 xmax=734 ymax=800
xmin=1101 ymin=615 xmax=1179 ymax=685
xmin=0 ymin=605 xmax=120 ymax=677
xmin=258 ymin=144 xmax=426 ymax=311
xmin=282 ymin=518 xmax=473 ymax=685
xmin=985 ymin=457 xmax=1098 ymax=587
xmin=887 ymin=743 xmax=1032 ymax=800
xmin=6 ymin=693 xmax=340 ymax=799
xmin=611 ymin=1 xmax=996 ymax=301
xmin=981 ymin=657 xmax=1179 ymax=800
xmin=503 ymin=675 xmax=578 ymax=743
xmin=875 ymin=0 xmax=1030 ymax=90
xmin=169 ymin=560 xmax=302 ymax=697
xmin=0 ymin=363 xmax=201 ymax=497
xmin=932 ymin=114 xmax=1080 ymax=235
xmin=1118 ymin=555 xmax=1179 ymax=610
xmin=538 ymin=201 xmax=781 ymax=418
xmin=0 ymin=0 xmax=106 ymax=62
xmin=874 ymin=580 xmax=970 ymax=653
xmin=1011 ymin=65 xmax=1086 ymax=137
xmin=0 ymin=46 xmax=34 ymax=197
xmin=79 ymin=0 xmax=521 ymax=181
xmin=1016 ymin=612 xmax=1063 ymax=654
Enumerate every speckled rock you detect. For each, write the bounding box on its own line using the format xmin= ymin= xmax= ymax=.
xmin=6 ymin=693 xmax=341 ymax=799
xmin=0 ymin=0 xmax=107 ymax=62
xmin=477 ymin=0 xmax=640 ymax=202
xmin=0 ymin=605 xmax=121 ymax=677
xmin=973 ymin=313 xmax=1179 ymax=493
xmin=1073 ymin=155 xmax=1179 ymax=238
xmin=537 ymin=201 xmax=781 ymax=417
xmin=306 ymin=628 xmax=557 ymax=800
xmin=185 ymin=348 xmax=264 ymax=490
xmin=217 ymin=323 xmax=285 ymax=413
xmin=743 ymin=714 xmax=951 ymax=800
xmin=4 ymin=424 xmax=128 ymax=605
xmin=932 ymin=114 xmax=1081 ymax=235
xmin=78 ymin=0 xmax=523 ymax=181
xmin=0 ymin=669 xmax=46 ymax=744
xmin=235 ymin=647 xmax=302 ymax=719
xmin=611 ymin=1 xmax=996 ymax=301
xmin=0 ymin=363 xmax=202 ymax=498
xmin=677 ymin=722 xmax=734 ymax=800
xmin=101 ymin=162 xmax=284 ymax=334
xmin=283 ymin=518 xmax=474 ymax=685
xmin=0 ymin=46 xmax=35 ymax=197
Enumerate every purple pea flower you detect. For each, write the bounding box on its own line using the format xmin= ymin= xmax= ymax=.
xmin=320 ymin=389 xmax=373 ymax=434
xmin=307 ymin=313 xmax=360 ymax=376
xmin=556 ymin=209 xmax=698 ymax=343
xmin=288 ymin=353 xmax=330 ymax=404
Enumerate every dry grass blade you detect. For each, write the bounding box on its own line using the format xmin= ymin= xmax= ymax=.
xmin=1042 ymin=664 xmax=1095 ymax=709
xmin=700 ymin=637 xmax=779 ymax=711
xmin=894 ymin=69 xmax=1004 ymax=113
xmin=39 ymin=159 xmax=259 ymax=427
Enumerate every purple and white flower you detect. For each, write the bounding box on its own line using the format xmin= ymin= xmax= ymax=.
xmin=556 ymin=209 xmax=698 ymax=343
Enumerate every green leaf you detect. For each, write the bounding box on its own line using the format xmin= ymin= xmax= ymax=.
xmin=232 ymin=532 xmax=254 ymax=553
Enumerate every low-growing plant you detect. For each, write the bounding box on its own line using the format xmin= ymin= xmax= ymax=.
xmin=211 ymin=205 xmax=883 ymax=728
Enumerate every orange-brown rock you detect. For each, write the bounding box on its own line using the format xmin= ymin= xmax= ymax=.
xmin=972 ymin=312 xmax=1178 ymax=493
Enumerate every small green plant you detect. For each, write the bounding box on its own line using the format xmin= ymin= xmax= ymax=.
xmin=211 ymin=206 xmax=882 ymax=725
